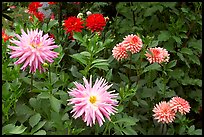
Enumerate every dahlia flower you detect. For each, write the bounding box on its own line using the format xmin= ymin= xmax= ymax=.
xmin=63 ymin=16 xmax=84 ymax=39
xmin=145 ymin=47 xmax=170 ymax=64
xmin=112 ymin=42 xmax=129 ymax=61
xmin=28 ymin=2 xmax=42 ymax=14
xmin=85 ymin=13 xmax=106 ymax=32
xmin=153 ymin=101 xmax=176 ymax=124
xmin=2 ymin=29 xmax=12 ymax=42
xmin=8 ymin=28 xmax=59 ymax=73
xmin=68 ymin=76 xmax=118 ymax=127
xmin=122 ymin=34 xmax=143 ymax=54
xmin=169 ymin=96 xmax=191 ymax=115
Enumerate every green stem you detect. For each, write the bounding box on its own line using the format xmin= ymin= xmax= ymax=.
xmin=49 ymin=65 xmax=52 ymax=84
xmin=31 ymin=73 xmax=33 ymax=92
xmin=103 ymin=121 xmax=110 ymax=135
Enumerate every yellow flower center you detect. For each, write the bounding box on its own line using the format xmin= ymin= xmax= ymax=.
xmin=89 ymin=96 xmax=97 ymax=104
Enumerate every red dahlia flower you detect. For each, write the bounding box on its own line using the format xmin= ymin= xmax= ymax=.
xmin=2 ymin=29 xmax=13 ymax=42
xmin=28 ymin=2 xmax=42 ymax=14
xmin=85 ymin=13 xmax=106 ymax=32
xmin=63 ymin=16 xmax=84 ymax=39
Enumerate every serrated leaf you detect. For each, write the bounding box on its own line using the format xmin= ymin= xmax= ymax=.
xmin=158 ymin=31 xmax=171 ymax=42
xmin=149 ymin=40 xmax=158 ymax=48
xmin=49 ymin=95 xmax=62 ymax=113
xmin=33 ymin=130 xmax=46 ymax=135
xmin=142 ymin=63 xmax=161 ymax=73
xmin=172 ymin=36 xmax=181 ymax=44
xmin=29 ymin=113 xmax=41 ymax=128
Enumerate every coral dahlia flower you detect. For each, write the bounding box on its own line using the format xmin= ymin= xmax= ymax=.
xmin=169 ymin=96 xmax=191 ymax=115
xmin=122 ymin=34 xmax=143 ymax=54
xmin=112 ymin=42 xmax=129 ymax=61
xmin=68 ymin=76 xmax=118 ymax=127
xmin=153 ymin=101 xmax=176 ymax=124
xmin=145 ymin=47 xmax=170 ymax=64
xmin=63 ymin=16 xmax=84 ymax=39
xmin=8 ymin=29 xmax=59 ymax=73
xmin=85 ymin=13 xmax=106 ymax=32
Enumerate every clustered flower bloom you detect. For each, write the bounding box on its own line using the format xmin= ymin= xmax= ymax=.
xmin=68 ymin=76 xmax=118 ymax=127
xmin=112 ymin=34 xmax=143 ymax=60
xmin=152 ymin=96 xmax=190 ymax=124
xmin=85 ymin=13 xmax=106 ymax=32
xmin=2 ymin=29 xmax=13 ymax=42
xmin=63 ymin=16 xmax=84 ymax=39
xmin=145 ymin=47 xmax=170 ymax=64
xmin=8 ymin=28 xmax=59 ymax=73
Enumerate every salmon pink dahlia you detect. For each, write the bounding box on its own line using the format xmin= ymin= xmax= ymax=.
xmin=68 ymin=76 xmax=118 ymax=127
xmin=145 ymin=47 xmax=170 ymax=64
xmin=112 ymin=42 xmax=129 ymax=61
xmin=169 ymin=96 xmax=191 ymax=115
xmin=153 ymin=101 xmax=176 ymax=124
xmin=8 ymin=29 xmax=59 ymax=73
xmin=122 ymin=34 xmax=143 ymax=54
xmin=85 ymin=13 xmax=106 ymax=32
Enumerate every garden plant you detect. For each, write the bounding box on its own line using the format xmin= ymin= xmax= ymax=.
xmin=2 ymin=2 xmax=202 ymax=135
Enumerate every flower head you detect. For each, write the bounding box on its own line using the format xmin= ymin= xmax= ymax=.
xmin=28 ymin=2 xmax=42 ymax=14
xmin=8 ymin=28 xmax=59 ymax=73
xmin=68 ymin=76 xmax=118 ymax=127
xmin=112 ymin=42 xmax=129 ymax=61
xmin=63 ymin=16 xmax=84 ymax=39
xmin=33 ymin=11 xmax=45 ymax=22
xmin=2 ymin=29 xmax=13 ymax=42
xmin=169 ymin=96 xmax=191 ymax=115
xmin=122 ymin=34 xmax=143 ymax=54
xmin=85 ymin=13 xmax=106 ymax=32
xmin=145 ymin=47 xmax=170 ymax=64
xmin=153 ymin=101 xmax=176 ymax=124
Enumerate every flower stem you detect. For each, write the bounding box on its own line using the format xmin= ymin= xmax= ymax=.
xmin=103 ymin=121 xmax=110 ymax=135
xmin=31 ymin=73 xmax=33 ymax=92
xmin=49 ymin=65 xmax=52 ymax=84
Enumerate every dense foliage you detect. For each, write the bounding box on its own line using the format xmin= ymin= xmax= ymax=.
xmin=2 ymin=2 xmax=202 ymax=135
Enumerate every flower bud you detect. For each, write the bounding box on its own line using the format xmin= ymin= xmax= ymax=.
xmin=77 ymin=13 xmax=83 ymax=18
xmin=86 ymin=11 xmax=92 ymax=16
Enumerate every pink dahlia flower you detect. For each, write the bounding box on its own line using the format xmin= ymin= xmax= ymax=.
xmin=8 ymin=28 xmax=59 ymax=73
xmin=153 ymin=101 xmax=176 ymax=124
xmin=112 ymin=42 xmax=128 ymax=61
xmin=68 ymin=76 xmax=118 ymax=127
xmin=122 ymin=34 xmax=143 ymax=54
xmin=169 ymin=96 xmax=191 ymax=115
xmin=145 ymin=47 xmax=170 ymax=64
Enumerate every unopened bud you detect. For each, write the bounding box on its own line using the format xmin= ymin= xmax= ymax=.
xmin=86 ymin=11 xmax=92 ymax=16
xmin=42 ymin=63 xmax=49 ymax=68
xmin=105 ymin=16 xmax=109 ymax=22
xmin=77 ymin=13 xmax=83 ymax=18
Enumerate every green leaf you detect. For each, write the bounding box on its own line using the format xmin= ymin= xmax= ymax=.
xmin=9 ymin=124 xmax=27 ymax=134
xmin=106 ymin=69 xmax=112 ymax=82
xmin=172 ymin=36 xmax=181 ymax=44
xmin=142 ymin=63 xmax=161 ymax=73
xmin=115 ymin=117 xmax=138 ymax=126
xmin=73 ymin=32 xmax=84 ymax=43
xmin=49 ymin=95 xmax=62 ymax=113
xmin=37 ymin=92 xmax=50 ymax=99
xmin=31 ymin=121 xmax=47 ymax=134
xmin=188 ymin=54 xmax=200 ymax=65
xmin=33 ymin=130 xmax=46 ymax=135
xmin=47 ymin=20 xmax=58 ymax=31
xmin=193 ymin=129 xmax=202 ymax=135
xmin=140 ymin=87 xmax=156 ymax=98
xmin=177 ymin=52 xmax=190 ymax=68
xmin=180 ymin=48 xmax=193 ymax=55
xmin=70 ymin=65 xmax=83 ymax=78
xmin=118 ymin=72 xmax=129 ymax=83
xmin=122 ymin=127 xmax=138 ymax=135
xmin=149 ymin=40 xmax=158 ymax=48
xmin=29 ymin=113 xmax=41 ymax=128
xmin=2 ymin=124 xmax=15 ymax=135
xmin=70 ymin=53 xmax=88 ymax=66
xmin=166 ymin=60 xmax=177 ymax=69
xmin=158 ymin=31 xmax=171 ymax=42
